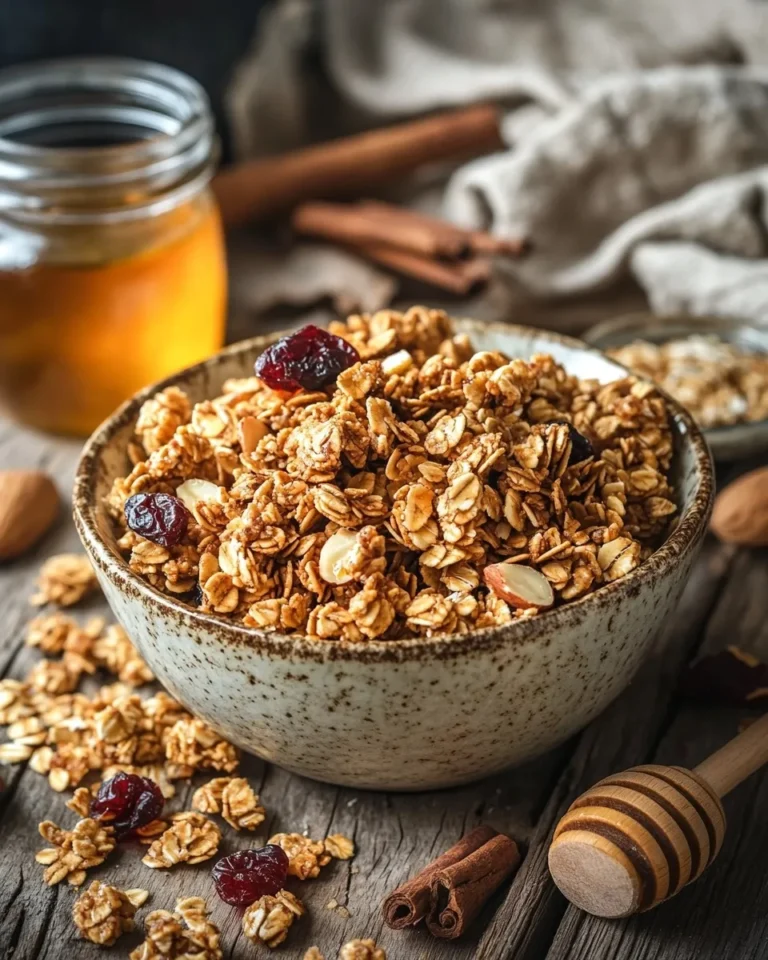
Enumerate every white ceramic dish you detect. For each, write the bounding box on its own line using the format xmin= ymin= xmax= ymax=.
xmin=585 ymin=313 xmax=768 ymax=462
xmin=74 ymin=319 xmax=713 ymax=791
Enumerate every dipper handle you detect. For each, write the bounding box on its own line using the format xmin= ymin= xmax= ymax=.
xmin=693 ymin=710 xmax=768 ymax=798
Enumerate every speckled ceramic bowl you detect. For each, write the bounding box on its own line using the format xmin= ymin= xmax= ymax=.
xmin=74 ymin=320 xmax=714 ymax=791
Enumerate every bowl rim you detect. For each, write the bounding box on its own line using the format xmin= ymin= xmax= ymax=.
xmin=73 ymin=319 xmax=715 ymax=663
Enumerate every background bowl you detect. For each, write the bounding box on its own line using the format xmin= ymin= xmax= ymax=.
xmin=74 ymin=319 xmax=713 ymax=791
xmin=585 ymin=313 xmax=768 ymax=462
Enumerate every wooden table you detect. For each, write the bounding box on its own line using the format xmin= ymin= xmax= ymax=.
xmin=1 ymin=412 xmax=767 ymax=960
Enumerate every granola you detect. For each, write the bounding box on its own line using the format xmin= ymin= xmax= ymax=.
xmin=30 ymin=554 xmax=98 ymax=607
xmin=72 ymin=880 xmax=148 ymax=945
xmin=339 ymin=941 xmax=387 ymax=960
xmin=242 ymin=890 xmax=305 ymax=948
xmin=191 ymin=776 xmax=265 ymax=831
xmin=324 ymin=833 xmax=355 ymax=860
xmin=36 ymin=817 xmax=116 ymax=886
xmin=131 ymin=897 xmax=222 ymax=960
xmin=109 ymin=307 xmax=676 ymax=640
xmin=163 ymin=718 xmax=239 ymax=776
xmin=141 ymin=812 xmax=221 ymax=868
xmin=608 ymin=335 xmax=768 ymax=429
xmin=268 ymin=832 xmax=332 ymax=879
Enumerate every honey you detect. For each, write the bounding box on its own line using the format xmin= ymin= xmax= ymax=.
xmin=0 ymin=57 xmax=227 ymax=435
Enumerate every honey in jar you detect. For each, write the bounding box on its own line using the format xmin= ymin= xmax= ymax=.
xmin=0 ymin=58 xmax=227 ymax=435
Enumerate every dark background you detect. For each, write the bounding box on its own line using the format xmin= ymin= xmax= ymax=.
xmin=0 ymin=0 xmax=276 ymax=158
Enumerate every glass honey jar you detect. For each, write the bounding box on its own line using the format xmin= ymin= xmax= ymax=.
xmin=0 ymin=58 xmax=227 ymax=436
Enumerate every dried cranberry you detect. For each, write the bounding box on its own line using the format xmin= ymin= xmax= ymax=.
xmin=255 ymin=325 xmax=359 ymax=392
xmin=90 ymin=771 xmax=165 ymax=840
xmin=549 ymin=420 xmax=595 ymax=465
xmin=124 ymin=492 xmax=189 ymax=547
xmin=212 ymin=845 xmax=290 ymax=906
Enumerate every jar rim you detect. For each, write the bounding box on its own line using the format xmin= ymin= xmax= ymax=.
xmin=0 ymin=56 xmax=217 ymax=224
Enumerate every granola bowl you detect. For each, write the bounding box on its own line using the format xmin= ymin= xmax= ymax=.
xmin=74 ymin=312 xmax=714 ymax=791
xmin=586 ymin=313 xmax=768 ymax=461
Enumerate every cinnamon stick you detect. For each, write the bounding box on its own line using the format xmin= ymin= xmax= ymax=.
xmin=360 ymin=200 xmax=528 ymax=259
xmin=213 ymin=104 xmax=503 ymax=227
xmin=293 ymin=202 xmax=471 ymax=260
xmin=427 ymin=833 xmax=521 ymax=939
xmin=382 ymin=825 xmax=496 ymax=929
xmin=356 ymin=201 xmax=473 ymax=259
xmin=353 ymin=240 xmax=491 ymax=296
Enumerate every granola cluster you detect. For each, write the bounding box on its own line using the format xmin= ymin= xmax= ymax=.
xmin=609 ymin=335 xmax=768 ymax=429
xmin=305 ymin=941 xmax=387 ymax=960
xmin=131 ymin=897 xmax=222 ymax=960
xmin=108 ymin=308 xmax=676 ymax=641
xmin=36 ymin=817 xmax=116 ymax=886
xmin=242 ymin=889 xmax=305 ymax=947
xmin=72 ymin=881 xmax=148 ymax=945
xmin=30 ymin=553 xmax=98 ymax=607
xmin=269 ymin=831 xmax=356 ymax=879
xmin=191 ymin=775 xmax=266 ymax=830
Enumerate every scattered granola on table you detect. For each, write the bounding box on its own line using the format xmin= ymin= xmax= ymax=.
xmin=72 ymin=880 xmax=148 ymax=945
xmin=130 ymin=896 xmax=222 ymax=960
xmin=30 ymin=553 xmax=98 ymax=607
xmin=608 ymin=335 xmax=768 ymax=429
xmin=325 ymin=832 xmax=356 ymax=860
xmin=242 ymin=889 xmax=305 ymax=948
xmin=108 ymin=307 xmax=677 ymax=641
xmin=141 ymin=812 xmax=221 ymax=868
xmin=191 ymin=776 xmax=266 ymax=830
xmin=339 ymin=940 xmax=387 ymax=960
xmin=268 ymin=832 xmax=332 ymax=879
xmin=36 ymin=817 xmax=116 ymax=886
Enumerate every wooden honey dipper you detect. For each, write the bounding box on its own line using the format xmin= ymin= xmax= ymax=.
xmin=548 ymin=711 xmax=768 ymax=918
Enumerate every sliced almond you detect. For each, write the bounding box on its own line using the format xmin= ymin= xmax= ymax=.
xmin=176 ymin=479 xmax=223 ymax=513
xmin=483 ymin=562 xmax=554 ymax=610
xmin=238 ymin=416 xmax=269 ymax=455
xmin=318 ymin=530 xmax=358 ymax=585
xmin=381 ymin=349 xmax=413 ymax=376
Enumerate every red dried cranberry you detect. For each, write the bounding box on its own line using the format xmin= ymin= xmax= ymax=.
xmin=90 ymin=771 xmax=165 ymax=840
xmin=549 ymin=420 xmax=595 ymax=465
xmin=125 ymin=492 xmax=189 ymax=547
xmin=255 ymin=325 xmax=359 ymax=392
xmin=212 ymin=845 xmax=290 ymax=906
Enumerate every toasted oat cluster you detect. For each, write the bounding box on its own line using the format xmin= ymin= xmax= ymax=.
xmin=30 ymin=554 xmax=98 ymax=608
xmin=609 ymin=335 xmax=768 ymax=429
xmin=72 ymin=881 xmax=148 ymax=945
xmin=131 ymin=897 xmax=222 ymax=960
xmin=108 ymin=308 xmax=676 ymax=641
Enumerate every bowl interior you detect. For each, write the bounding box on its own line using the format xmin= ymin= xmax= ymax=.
xmin=75 ymin=318 xmax=713 ymax=654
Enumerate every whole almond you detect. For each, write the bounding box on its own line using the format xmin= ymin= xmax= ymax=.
xmin=710 ymin=467 xmax=768 ymax=546
xmin=0 ymin=470 xmax=59 ymax=560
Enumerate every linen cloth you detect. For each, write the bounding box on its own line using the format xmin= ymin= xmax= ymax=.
xmin=227 ymin=0 xmax=768 ymax=326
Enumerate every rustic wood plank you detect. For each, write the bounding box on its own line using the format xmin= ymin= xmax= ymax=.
xmin=542 ymin=547 xmax=768 ymax=960
xmin=476 ymin=538 xmax=735 ymax=960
